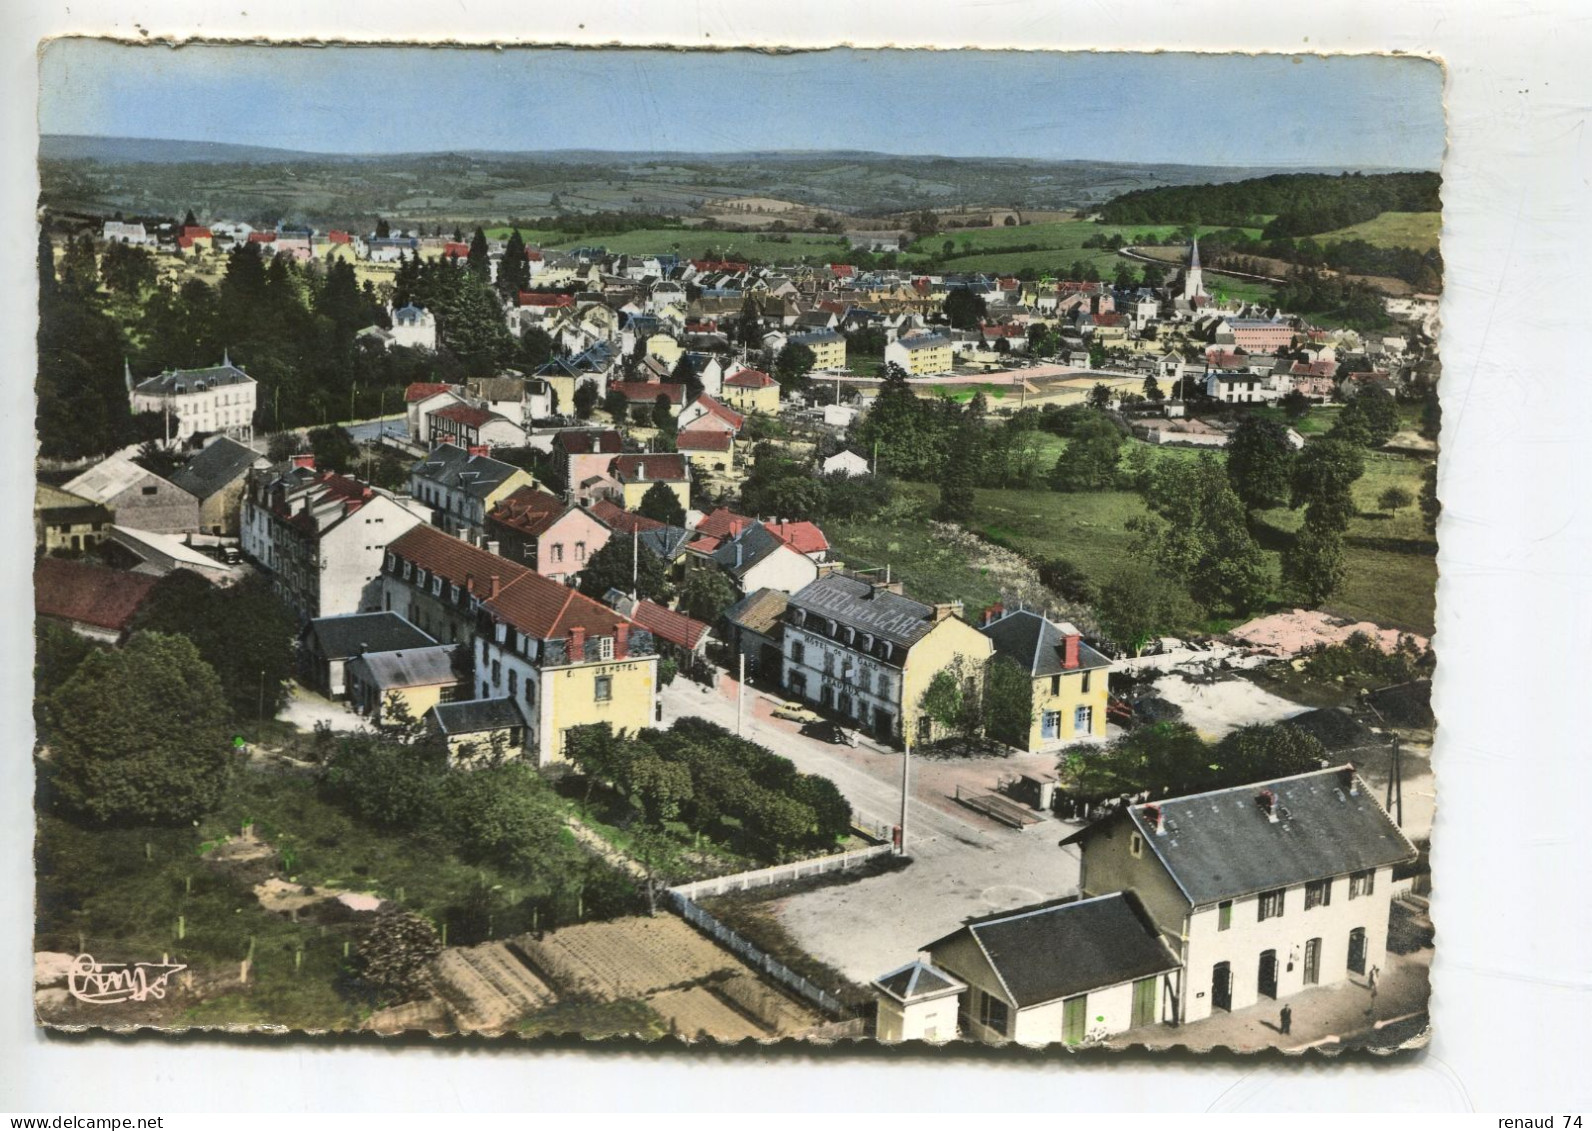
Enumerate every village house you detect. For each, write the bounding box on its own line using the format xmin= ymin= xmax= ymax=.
xmin=388 ymin=303 xmax=437 ymax=350
xmin=1205 ymin=369 xmax=1289 ymax=405
xmin=686 ymin=521 xmax=820 ymax=599
xmin=34 ymin=483 xmax=114 ymax=554
xmin=1062 ymin=766 xmax=1419 ymax=1027
xmin=34 ymin=557 xmax=160 ymax=644
xmin=381 ymin=523 xmax=527 ymax=645
xmin=611 ymin=452 xmax=690 ymax=512
xmin=822 ymin=449 xmax=872 ymax=478
xmin=404 ymin=383 xmax=463 ymax=444
xmin=720 ymin=368 xmax=781 ymax=414
xmin=786 ymin=328 xmax=848 ymax=371
xmin=607 ymin=381 xmax=687 ymax=420
xmin=302 ymin=610 xmax=437 ymax=698
xmin=604 ymin=591 xmax=713 ymax=680
xmin=64 ymin=454 xmax=199 ymax=536
xmin=485 ymin=485 xmax=611 ymax=584
xmin=241 ymin=458 xmax=423 ymax=622
xmin=426 ymin=698 xmax=532 ymax=766
xmin=880 ymin=892 xmax=1183 ymax=1045
xmin=979 ymin=605 xmax=1111 ymax=751
xmin=552 ymin=429 xmax=625 ymax=500
xmin=407 ymin=443 xmax=535 ymax=542
xmin=675 ymin=394 xmax=745 ymax=436
xmin=346 ymin=643 xmax=466 ymax=724
xmin=535 ymin=344 xmax=617 ymax=415
xmin=466 ymin=375 xmax=553 ymax=429
xmin=427 ymin=402 xmax=524 ymax=451
xmin=127 ymin=357 xmax=258 ymax=445
xmin=676 ymin=429 xmax=735 ymax=473
xmin=779 ymin=572 xmax=993 ymax=745
xmin=168 ymin=436 xmax=270 ymax=536
xmin=103 ymin=525 xmax=240 ymax=583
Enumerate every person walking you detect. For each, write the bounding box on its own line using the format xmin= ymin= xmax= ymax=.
xmin=1279 ymin=1003 xmax=1293 ymax=1036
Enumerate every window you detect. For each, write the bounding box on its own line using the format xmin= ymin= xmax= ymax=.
xmin=598 ymin=635 xmax=614 ymax=661
xmin=1081 ymin=670 xmax=1092 ymax=694
xmin=1075 ymin=705 xmax=1094 ymax=734
xmin=791 ymin=641 xmax=805 ymax=665
xmin=1218 ymin=900 xmax=1233 ymax=931
xmin=1305 ymin=879 xmax=1333 ymax=910
xmin=978 ymin=992 xmax=1010 ymax=1036
xmin=491 ymin=660 xmax=501 ymax=684
xmin=1258 ymin=888 xmax=1286 ymax=921
xmin=552 ymin=543 xmax=564 ymax=563
xmin=432 ymin=576 xmax=443 ymax=596
xmin=141 ymin=485 xmax=158 ymax=496
xmin=386 ymin=553 xmax=396 ymax=572
xmin=1051 ymin=674 xmax=1061 ymax=696
xmin=403 ymin=562 xmax=413 ymax=580
xmin=450 ymin=585 xmax=460 ymax=604
xmin=481 ymin=639 xmax=490 ymax=665
xmin=824 ymin=653 xmax=835 ymax=675
xmin=416 ymin=569 xmax=427 ymax=587
xmin=575 ymin=541 xmax=587 ymax=562
xmin=594 ymin=676 xmax=612 ymax=702
xmin=1349 ymin=870 xmax=1376 ymax=899
xmin=1128 ymin=833 xmax=1144 ymax=858
xmin=508 ymin=670 xmax=518 ymax=697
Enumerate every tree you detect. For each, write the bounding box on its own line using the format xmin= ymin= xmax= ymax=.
xmin=133 ymin=571 xmax=297 ymax=722
xmin=1142 ymin=375 xmax=1164 ymax=403
xmin=356 ymin=910 xmax=442 ymax=1005
xmin=604 ymin=388 xmax=629 ymax=422
xmin=1048 ymin=410 xmax=1123 ymax=492
xmin=773 ymin=343 xmax=816 ymax=393
xmin=47 ymin=632 xmax=233 ymax=825
xmin=1129 ymin=454 xmax=1270 ymax=614
xmin=1141 ymin=262 xmax=1166 ymax=288
xmin=1280 ymin=390 xmax=1313 ymax=420
xmin=497 ymin=228 xmax=529 ymax=299
xmin=1038 ymin=558 xmax=1097 ymax=605
xmin=637 ymin=480 xmax=686 ymax=526
xmin=1331 ymin=386 xmax=1401 ymax=447
xmin=935 ymin=439 xmax=977 ymax=523
xmin=577 ymin=532 xmax=670 ymax=603
xmin=1282 ymin=515 xmax=1348 ymax=605
xmin=917 ymin=658 xmax=984 ymax=741
xmin=1095 ymin=566 xmax=1200 ymax=655
xmin=307 ymin=425 xmax=359 ymax=473
xmin=573 ymin=380 xmax=599 ymax=420
xmin=1418 ymin=463 xmax=1440 ymax=535
xmin=1225 ymin=416 xmax=1296 ymax=512
xmin=1088 ymin=381 xmax=1113 ymax=409
xmin=679 ymin=569 xmax=738 ymax=624
xmin=943 ymin=289 xmax=987 ymax=330
xmin=1378 ymin=485 xmax=1414 ymax=514
xmin=1290 ymin=438 xmax=1367 ymax=531
xmin=1209 ymin=723 xmax=1328 ymax=785
xmin=985 ymin=656 xmax=1035 ymax=749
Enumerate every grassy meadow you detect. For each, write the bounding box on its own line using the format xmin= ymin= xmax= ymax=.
xmin=1316 ymin=211 xmax=1442 ymax=253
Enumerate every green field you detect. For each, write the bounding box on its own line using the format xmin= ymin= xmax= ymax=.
xmin=484 ymin=226 xmax=851 ymax=263
xmin=1315 ymin=211 xmax=1442 ymax=252
xmin=830 ymin=439 xmax=1436 ymax=636
xmin=916 ymin=220 xmax=1265 ymax=276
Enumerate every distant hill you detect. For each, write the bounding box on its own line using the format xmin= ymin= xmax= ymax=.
xmin=40 ymin=135 xmax=331 ymax=164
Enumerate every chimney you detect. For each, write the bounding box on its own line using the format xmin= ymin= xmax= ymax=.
xmin=981 ymin=602 xmax=1004 ymax=627
xmin=468 ymin=445 xmax=489 ymax=459
xmin=931 ymin=601 xmax=962 ymax=623
xmin=465 ymin=572 xmax=474 ymax=594
xmin=1062 ymin=633 xmax=1081 ymax=670
xmin=1143 ymin=804 xmax=1165 ymax=836
xmin=1339 ymin=765 xmax=1359 ymax=797
xmin=1256 ymin=789 xmax=1279 ymax=823
xmin=291 ymin=454 xmax=315 ymax=470
xmin=615 ymin=623 xmax=630 ymax=660
xmin=488 ymin=574 xmax=501 ymax=599
xmin=486 ymin=539 xmax=500 ymax=556
xmin=735 ymin=540 xmax=744 ymax=568
xmin=568 ymin=626 xmax=586 ymax=663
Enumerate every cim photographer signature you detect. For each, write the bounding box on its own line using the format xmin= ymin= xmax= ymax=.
xmin=64 ymin=954 xmax=187 ymax=1005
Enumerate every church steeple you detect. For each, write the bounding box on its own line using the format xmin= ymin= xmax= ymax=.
xmin=1189 ymin=238 xmax=1201 ymax=271
xmin=123 ymin=357 xmax=133 ymax=394
xmin=222 ymin=347 xmax=232 ymax=369
xmin=1182 ymin=238 xmax=1205 ymax=301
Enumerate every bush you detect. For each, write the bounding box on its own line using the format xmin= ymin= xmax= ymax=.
xmin=1037 ymin=557 xmax=1097 ymax=605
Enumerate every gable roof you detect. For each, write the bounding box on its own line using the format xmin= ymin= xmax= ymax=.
xmin=307 ymin=612 xmax=437 ymax=660
xmin=724 ymin=368 xmax=775 ymax=389
xmin=483 ymin=568 xmax=630 ymax=643
xmin=607 ymin=595 xmax=710 ymax=651
xmin=554 ymin=429 xmax=624 ymax=456
xmin=765 ymin=520 xmax=829 ymax=556
xmin=1064 ymin=766 xmax=1419 ymax=907
xmin=686 ymin=395 xmax=745 ymax=431
xmin=611 ymin=453 xmax=688 ymax=484
xmin=404 ymin=381 xmax=457 ymax=403
xmin=487 ymin=486 xmax=570 ymax=540
xmin=927 ymin=893 xmax=1180 ymax=1009
xmin=409 ymin=443 xmax=527 ymax=499
xmin=873 ymin=960 xmax=965 ymax=1005
xmin=980 ymin=608 xmax=1111 ymax=678
xmin=63 ymin=455 xmax=174 ymax=504
xmin=695 ymin=507 xmax=757 ymax=540
xmin=169 ymin=437 xmax=264 ymax=501
xmin=35 ymin=558 xmax=159 ymax=633
xmin=676 ymin=430 xmax=733 ymax=453
xmin=429 ymin=697 xmax=528 ymax=737
xmin=723 ymin=587 xmax=789 ymax=637
xmin=387 ymin=523 xmax=531 ymax=597
xmin=347 ymin=644 xmax=461 ymax=690
xmin=586 ymin=498 xmax=666 ymax=535
xmin=431 ymin=402 xmax=504 ymax=430
xmin=609 ymin=381 xmax=685 ymax=405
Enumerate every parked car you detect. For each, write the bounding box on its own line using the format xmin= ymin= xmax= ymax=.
xmin=800 ymin=720 xmax=855 ymax=746
xmin=772 ymin=702 xmax=823 ymax=724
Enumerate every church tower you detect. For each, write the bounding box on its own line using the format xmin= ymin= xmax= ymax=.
xmin=1182 ymin=238 xmax=1204 ymax=300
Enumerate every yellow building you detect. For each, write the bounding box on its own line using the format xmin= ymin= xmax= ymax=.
xmin=34 ymin=483 xmax=113 ymax=554
xmin=612 ymin=452 xmax=691 ymax=513
xmin=721 ymin=367 xmax=781 ymax=413
xmin=787 ymin=329 xmax=848 ymax=371
xmin=427 ymin=698 xmax=531 ymax=767
xmin=646 ymin=333 xmax=684 ymax=368
xmin=979 ymin=606 xmax=1110 ymax=751
xmin=344 ymin=644 xmax=465 ymax=724
xmin=885 ymin=333 xmax=955 ymax=376
xmin=780 ymin=573 xmax=993 ymax=746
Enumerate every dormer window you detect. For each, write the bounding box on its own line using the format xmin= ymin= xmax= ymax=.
xmin=386 ymin=553 xmax=396 ymax=573
xmin=450 ymin=584 xmax=460 ymax=604
xmin=403 ymin=562 xmax=413 ymax=580
xmin=598 ymin=636 xmax=614 ymax=661
xmin=416 ymin=568 xmax=427 ymax=587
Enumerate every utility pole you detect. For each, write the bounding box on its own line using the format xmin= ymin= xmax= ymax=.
xmin=899 ymin=736 xmax=911 ymax=855
xmin=1386 ymin=733 xmax=1404 ymax=827
xmin=737 ymin=653 xmax=746 ymax=736
xmin=631 ymin=527 xmax=639 ymax=597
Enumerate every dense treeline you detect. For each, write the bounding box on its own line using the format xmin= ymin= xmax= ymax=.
xmin=1097 ymin=171 xmax=1441 ymax=235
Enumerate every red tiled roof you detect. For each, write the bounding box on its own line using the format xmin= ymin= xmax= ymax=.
xmin=248 ymin=232 xmax=277 ymax=243
xmin=488 ymin=486 xmax=569 ymax=539
xmin=1205 ymin=349 xmax=1249 ymax=368
xmin=1290 ymin=360 xmax=1337 ymax=379
xmin=444 ymin=242 xmax=470 ymax=257
xmin=183 ymin=226 xmax=213 ymax=239
xmin=766 ymin=520 xmax=830 ymax=556
xmin=690 ymin=259 xmax=748 ymax=272
xmin=35 ymin=558 xmax=160 ymax=633
xmin=525 ymin=248 xmax=544 ymax=261
xmin=724 ymin=368 xmax=774 ymax=389
xmin=627 ymin=599 xmax=710 ymax=651
xmin=518 ymin=291 xmax=575 ymax=308
xmin=611 ymin=453 xmax=688 ymax=483
xmin=980 ymin=323 xmax=1024 ymax=338
xmin=587 ymin=499 xmax=666 ymax=534
xmin=556 ymin=430 xmax=624 ymax=455
xmin=677 ymin=430 xmax=732 ymax=452
xmin=688 ymin=395 xmax=744 ymax=432
xmin=829 ymin=264 xmax=855 ymax=278
xmin=609 ymin=381 xmax=685 ymax=405
xmin=696 ymin=507 xmax=756 ymax=540
xmin=818 ymin=300 xmax=849 ymax=316
xmin=405 ymin=382 xmax=457 ymax=403
xmin=485 ymin=569 xmax=628 ymax=642
xmin=432 ymin=403 xmax=499 ymax=429
xmin=388 ymin=523 xmax=530 ymax=598
xmin=686 ymin=535 xmax=722 ymax=554
xmin=1093 ymin=312 xmax=1125 ymax=328
xmin=328 ymin=230 xmax=352 ymax=243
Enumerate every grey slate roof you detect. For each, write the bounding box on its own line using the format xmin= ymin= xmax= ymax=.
xmin=307 ymin=612 xmax=436 ymax=660
xmin=639 ymin=524 xmax=694 ymax=562
xmin=928 ymin=893 xmax=1180 ymax=1009
xmin=346 ymin=644 xmax=460 ymax=690
xmin=708 ymin=522 xmax=787 ymax=579
xmin=410 ymin=443 xmax=524 ymax=500
xmin=169 ymin=437 xmax=264 ymax=501
xmin=874 ymin=960 xmax=965 ymax=1004
xmin=724 ymin=587 xmax=789 ymax=637
xmin=1071 ymin=765 xmax=1419 ymax=907
xmin=786 ymin=573 xmax=936 ymax=651
xmin=980 ymin=608 xmax=1111 ymax=678
xmin=133 ymin=363 xmax=255 ymax=396
xmin=430 ymin=697 xmax=527 ymax=736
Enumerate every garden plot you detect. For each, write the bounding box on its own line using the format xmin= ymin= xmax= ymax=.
xmin=431 ymin=942 xmax=556 ymax=1034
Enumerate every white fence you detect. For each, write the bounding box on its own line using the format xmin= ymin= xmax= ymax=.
xmin=669 ymin=844 xmax=894 ymax=901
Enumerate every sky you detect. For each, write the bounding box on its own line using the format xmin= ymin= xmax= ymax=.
xmin=38 ymin=43 xmax=1445 ymax=169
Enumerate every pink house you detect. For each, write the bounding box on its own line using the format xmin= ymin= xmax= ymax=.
xmin=485 ymin=486 xmax=611 ymax=585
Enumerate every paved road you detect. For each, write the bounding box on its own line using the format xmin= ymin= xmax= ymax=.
xmin=344 ymin=415 xmax=407 ymax=443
